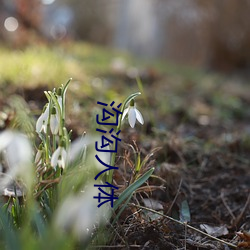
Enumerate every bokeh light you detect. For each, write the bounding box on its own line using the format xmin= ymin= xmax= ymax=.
xmin=41 ymin=0 xmax=55 ymax=5
xmin=4 ymin=17 xmax=19 ymax=32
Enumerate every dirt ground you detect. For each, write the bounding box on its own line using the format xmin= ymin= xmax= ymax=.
xmin=1 ymin=69 xmax=250 ymax=250
xmin=105 ymin=72 xmax=250 ymax=249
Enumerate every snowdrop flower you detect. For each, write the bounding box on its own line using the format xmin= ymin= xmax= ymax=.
xmin=66 ymin=135 xmax=110 ymax=172
xmin=0 ymin=130 xmax=33 ymax=190
xmin=36 ymin=103 xmax=50 ymax=133
xmin=54 ymin=184 xmax=108 ymax=241
xmin=50 ymin=106 xmax=59 ymax=135
xmin=122 ymin=99 xmax=144 ymax=128
xmin=51 ymin=142 xmax=67 ymax=169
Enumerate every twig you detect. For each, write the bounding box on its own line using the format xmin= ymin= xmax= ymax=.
xmin=89 ymin=244 xmax=141 ymax=248
xmin=221 ymin=190 xmax=236 ymax=221
xmin=129 ymin=203 xmax=237 ymax=249
xmin=166 ymin=178 xmax=183 ymax=215
xmin=184 ymin=221 xmax=187 ymax=250
xmin=233 ymin=192 xmax=250 ymax=227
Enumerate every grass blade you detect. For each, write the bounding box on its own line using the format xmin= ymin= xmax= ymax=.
xmin=113 ymin=167 xmax=154 ymax=211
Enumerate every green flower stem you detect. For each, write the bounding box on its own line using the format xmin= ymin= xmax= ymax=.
xmin=52 ymin=134 xmax=56 ymax=152
xmin=107 ymin=92 xmax=141 ymax=184
xmin=61 ymin=78 xmax=72 ymax=127
xmin=63 ymin=127 xmax=70 ymax=150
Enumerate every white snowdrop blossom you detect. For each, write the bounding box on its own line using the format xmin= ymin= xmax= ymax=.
xmin=122 ymin=99 xmax=144 ymax=128
xmin=54 ymin=185 xmax=109 ymax=241
xmin=51 ymin=145 xmax=67 ymax=169
xmin=36 ymin=103 xmax=50 ymax=133
xmin=50 ymin=106 xmax=60 ymax=135
xmin=67 ymin=135 xmax=111 ymax=171
xmin=0 ymin=130 xmax=33 ymax=190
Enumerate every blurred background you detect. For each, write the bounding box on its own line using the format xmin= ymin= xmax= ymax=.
xmin=0 ymin=2 xmax=250 ymax=249
xmin=1 ymin=0 xmax=250 ymax=73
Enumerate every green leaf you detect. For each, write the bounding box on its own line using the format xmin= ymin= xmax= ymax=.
xmin=0 ymin=208 xmax=21 ymax=250
xmin=62 ymin=78 xmax=72 ymax=98
xmin=179 ymin=199 xmax=191 ymax=222
xmin=112 ymin=192 xmax=133 ymax=224
xmin=113 ymin=167 xmax=154 ymax=211
xmin=32 ymin=209 xmax=46 ymax=237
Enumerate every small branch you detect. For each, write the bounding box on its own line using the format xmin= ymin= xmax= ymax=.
xmin=233 ymin=192 xmax=250 ymax=227
xmin=166 ymin=178 xmax=183 ymax=215
xmin=129 ymin=203 xmax=237 ymax=249
xmin=221 ymin=190 xmax=236 ymax=221
xmin=89 ymin=245 xmax=141 ymax=248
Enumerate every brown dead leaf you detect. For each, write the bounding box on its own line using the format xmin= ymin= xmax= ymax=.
xmin=237 ymin=231 xmax=250 ymax=248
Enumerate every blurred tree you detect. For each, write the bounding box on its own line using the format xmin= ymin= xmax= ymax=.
xmin=204 ymin=0 xmax=250 ymax=71
xmin=16 ymin=0 xmax=41 ymax=32
xmin=0 ymin=0 xmax=42 ymax=46
xmin=63 ymin=0 xmax=116 ymax=44
xmin=159 ymin=0 xmax=250 ymax=71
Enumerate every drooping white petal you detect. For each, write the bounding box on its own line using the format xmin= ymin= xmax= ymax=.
xmin=0 ymin=130 xmax=13 ymax=151
xmin=61 ymin=148 xmax=67 ymax=161
xmin=54 ymin=185 xmax=108 ymax=240
xmin=59 ymin=148 xmax=67 ymax=169
xmin=67 ymin=135 xmax=111 ymax=171
xmin=67 ymin=136 xmax=88 ymax=163
xmin=0 ymin=130 xmax=33 ymax=191
xmin=135 ymin=108 xmax=144 ymax=125
xmin=36 ymin=104 xmax=50 ymax=134
xmin=122 ymin=101 xmax=144 ymax=128
xmin=5 ymin=133 xmax=32 ymax=170
xmin=50 ymin=114 xmax=59 ymax=135
xmin=41 ymin=121 xmax=48 ymax=133
xmin=51 ymin=147 xmax=61 ymax=168
xmin=121 ymin=107 xmax=129 ymax=120
xmin=36 ymin=113 xmax=45 ymax=133
xmin=51 ymin=147 xmax=67 ymax=169
xmin=128 ymin=107 xmax=136 ymax=128
xmin=44 ymin=103 xmax=50 ymax=117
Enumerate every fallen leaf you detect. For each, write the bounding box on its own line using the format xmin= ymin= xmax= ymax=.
xmin=143 ymin=198 xmax=163 ymax=210
xmin=142 ymin=198 xmax=164 ymax=221
xmin=200 ymin=224 xmax=229 ymax=237
xmin=237 ymin=231 xmax=250 ymax=248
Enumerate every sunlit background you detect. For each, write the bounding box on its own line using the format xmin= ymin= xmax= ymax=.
xmin=0 ymin=2 xmax=250 ymax=249
xmin=1 ymin=0 xmax=250 ymax=72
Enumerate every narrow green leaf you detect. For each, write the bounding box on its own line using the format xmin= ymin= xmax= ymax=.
xmin=179 ymin=199 xmax=191 ymax=222
xmin=113 ymin=167 xmax=154 ymax=211
xmin=112 ymin=192 xmax=133 ymax=225
xmin=0 ymin=208 xmax=21 ymax=250
xmin=32 ymin=209 xmax=45 ymax=237
xmin=135 ymin=152 xmax=141 ymax=173
xmin=62 ymin=78 xmax=72 ymax=97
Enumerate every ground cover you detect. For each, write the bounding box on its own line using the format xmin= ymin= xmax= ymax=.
xmin=0 ymin=42 xmax=249 ymax=249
